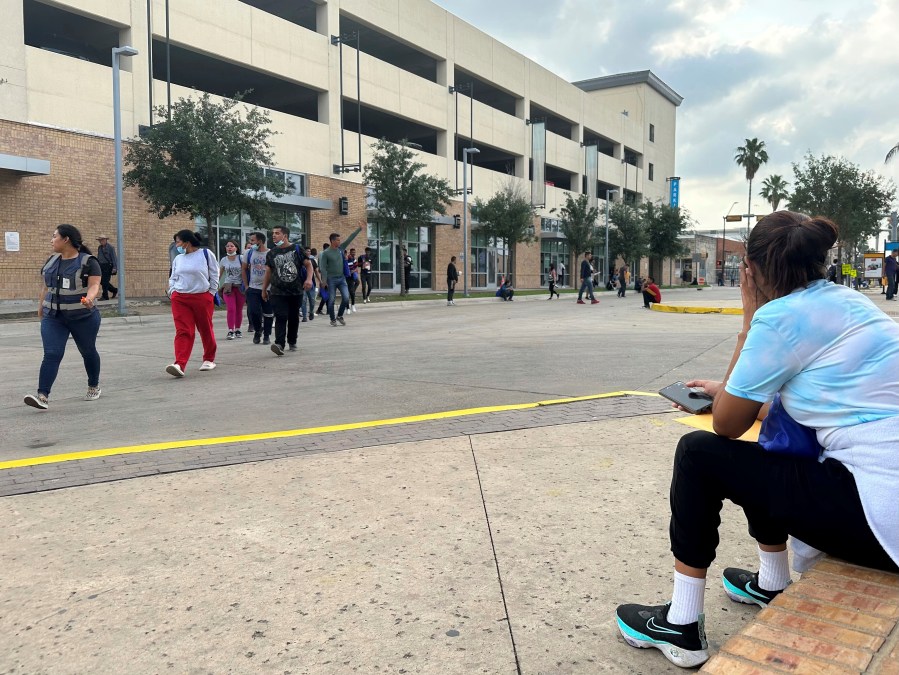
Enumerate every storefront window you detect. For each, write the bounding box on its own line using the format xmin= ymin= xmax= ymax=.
xmin=198 ymin=209 xmax=307 ymax=259
xmin=367 ymin=222 xmax=433 ymax=290
xmin=540 ymin=239 xmax=570 ymax=286
xmin=471 ymin=231 xmax=508 ymax=288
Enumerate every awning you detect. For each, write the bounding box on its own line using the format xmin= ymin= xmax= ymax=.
xmin=0 ymin=153 xmax=51 ymax=177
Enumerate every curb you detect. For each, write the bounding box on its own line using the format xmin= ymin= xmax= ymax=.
xmin=651 ymin=304 xmax=743 ymax=315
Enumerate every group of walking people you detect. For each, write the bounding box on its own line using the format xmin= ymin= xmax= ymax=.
xmin=23 ymin=225 xmax=371 ymax=406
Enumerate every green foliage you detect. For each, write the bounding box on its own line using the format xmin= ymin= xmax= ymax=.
xmin=759 ymin=174 xmax=790 ymax=211
xmin=734 ymin=137 xmax=769 ymax=214
xmin=788 ymin=153 xmax=895 ymax=257
xmin=472 ymin=180 xmax=536 ymax=278
xmin=641 ymin=201 xmax=691 ymax=266
xmin=608 ymin=202 xmax=647 ymax=265
xmin=123 ymin=93 xmax=283 ymax=227
xmin=887 ymin=143 xmax=899 ymax=164
xmin=555 ymin=193 xmax=599 ymax=262
xmin=362 ymin=138 xmax=452 ymax=293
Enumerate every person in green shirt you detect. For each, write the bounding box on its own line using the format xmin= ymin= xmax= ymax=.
xmin=319 ymin=227 xmax=361 ymax=326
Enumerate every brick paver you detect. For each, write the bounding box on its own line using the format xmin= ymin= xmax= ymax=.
xmin=0 ymin=394 xmax=671 ymax=497
xmin=702 ymin=559 xmax=899 ymax=674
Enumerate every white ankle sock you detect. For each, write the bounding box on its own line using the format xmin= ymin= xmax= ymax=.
xmin=668 ymin=571 xmax=706 ymax=625
xmin=757 ymin=546 xmax=792 ymax=591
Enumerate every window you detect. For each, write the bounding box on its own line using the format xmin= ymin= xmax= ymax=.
xmin=366 ymin=222 xmax=433 ymax=290
xmin=470 ymin=231 xmax=509 ymax=287
xmin=649 ymin=123 xmax=655 ymax=142
xmin=196 ymin=208 xmax=308 ymax=259
xmin=648 ymin=163 xmax=654 ymax=181
xmin=540 ymin=239 xmax=570 ymax=286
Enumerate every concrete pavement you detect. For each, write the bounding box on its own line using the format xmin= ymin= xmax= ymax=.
xmin=4 ymin=287 xmax=895 ymax=673
xmin=0 ymin=411 xmax=765 ymax=674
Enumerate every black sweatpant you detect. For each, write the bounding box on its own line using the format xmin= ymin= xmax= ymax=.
xmin=361 ymin=273 xmax=372 ymax=300
xmin=447 ymin=280 xmax=456 ymax=302
xmin=670 ymin=430 xmax=897 ymax=572
xmin=271 ymin=294 xmax=301 ymax=348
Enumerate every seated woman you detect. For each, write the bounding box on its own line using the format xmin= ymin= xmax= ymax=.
xmin=615 ymin=211 xmax=899 ymax=668
xmin=498 ymin=278 xmax=514 ymax=301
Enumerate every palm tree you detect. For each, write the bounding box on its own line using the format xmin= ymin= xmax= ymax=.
xmin=887 ymin=143 xmax=899 ymax=163
xmin=734 ymin=138 xmax=769 ymax=216
xmin=759 ymin=174 xmax=790 ymax=212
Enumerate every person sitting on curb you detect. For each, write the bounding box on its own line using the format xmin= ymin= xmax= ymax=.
xmin=615 ymin=211 xmax=899 ymax=669
xmin=497 ymin=277 xmax=514 ymax=301
xmin=641 ymin=276 xmax=661 ymax=308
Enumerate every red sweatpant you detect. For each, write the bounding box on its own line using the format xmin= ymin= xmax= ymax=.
xmin=171 ymin=291 xmax=217 ymax=368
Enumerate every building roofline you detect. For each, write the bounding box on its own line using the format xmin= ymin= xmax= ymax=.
xmin=572 ymin=70 xmax=683 ymax=107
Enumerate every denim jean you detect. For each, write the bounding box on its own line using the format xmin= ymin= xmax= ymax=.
xmin=300 ymin=285 xmax=317 ymax=318
xmin=578 ymin=278 xmax=595 ymax=301
xmin=326 ymin=276 xmax=350 ymax=320
xmin=39 ymin=310 xmax=101 ymax=395
xmin=245 ymin=288 xmax=273 ymax=338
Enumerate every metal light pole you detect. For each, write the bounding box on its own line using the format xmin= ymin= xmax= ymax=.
xmin=722 ymin=201 xmax=738 ymax=285
xmin=462 ymin=147 xmax=480 ymax=297
xmin=604 ymin=188 xmax=618 ymax=286
xmin=113 ymin=45 xmax=139 ymax=316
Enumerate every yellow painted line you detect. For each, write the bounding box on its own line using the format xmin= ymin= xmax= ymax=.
xmin=0 ymin=390 xmax=658 ymax=471
xmin=651 ymin=304 xmax=743 ymax=315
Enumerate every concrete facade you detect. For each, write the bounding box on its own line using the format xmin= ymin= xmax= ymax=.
xmin=0 ymin=0 xmax=681 ymax=299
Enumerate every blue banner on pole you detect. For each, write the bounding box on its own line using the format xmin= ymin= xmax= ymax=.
xmin=669 ymin=178 xmax=680 ymax=208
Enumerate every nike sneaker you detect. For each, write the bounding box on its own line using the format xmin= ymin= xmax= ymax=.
xmin=722 ymin=568 xmax=788 ymax=608
xmin=615 ymin=602 xmax=709 ymax=668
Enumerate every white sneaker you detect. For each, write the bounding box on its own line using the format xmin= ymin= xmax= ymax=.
xmin=85 ymin=386 xmax=101 ymax=401
xmin=199 ymin=361 xmax=216 ymax=371
xmin=166 ymin=363 xmax=185 ymax=378
xmin=351 ymin=305 xmax=357 ymax=313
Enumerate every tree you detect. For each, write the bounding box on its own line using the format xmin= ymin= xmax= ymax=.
xmin=608 ymin=202 xmax=648 ymax=273
xmin=363 ymin=138 xmax=452 ymax=295
xmin=759 ymin=174 xmax=790 ymax=212
xmin=886 ymin=143 xmax=899 ymax=164
xmin=124 ymin=93 xmax=284 ymax=229
xmin=640 ymin=201 xmax=691 ymax=279
xmin=788 ymin=153 xmax=895 ymax=263
xmin=555 ymin=193 xmax=599 ymax=278
xmin=471 ymin=180 xmax=536 ymax=282
xmin=734 ymin=138 xmax=769 ymax=216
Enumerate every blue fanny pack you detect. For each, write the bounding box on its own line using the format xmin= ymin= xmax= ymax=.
xmin=758 ymin=393 xmax=822 ymax=459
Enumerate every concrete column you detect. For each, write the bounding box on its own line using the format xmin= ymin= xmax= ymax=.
xmin=0 ymin=0 xmax=28 ymax=123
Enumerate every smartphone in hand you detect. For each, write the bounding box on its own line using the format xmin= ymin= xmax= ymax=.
xmin=659 ymin=381 xmax=714 ymax=414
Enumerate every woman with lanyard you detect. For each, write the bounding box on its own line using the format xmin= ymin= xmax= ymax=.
xmin=166 ymin=229 xmax=219 ymax=377
xmin=218 ymin=239 xmax=246 ymax=340
xmin=25 ymin=224 xmax=102 ymax=410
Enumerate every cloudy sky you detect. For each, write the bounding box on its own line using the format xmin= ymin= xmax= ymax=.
xmin=434 ymin=0 xmax=899 ymax=233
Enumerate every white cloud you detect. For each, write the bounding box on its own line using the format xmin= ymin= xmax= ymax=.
xmin=434 ymin=0 xmax=899 ymax=230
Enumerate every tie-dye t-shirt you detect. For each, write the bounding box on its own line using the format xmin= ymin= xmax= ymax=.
xmin=727 ymin=279 xmax=899 ymax=440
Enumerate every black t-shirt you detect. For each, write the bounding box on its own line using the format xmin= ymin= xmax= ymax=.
xmin=358 ymin=254 xmax=371 ymax=275
xmin=265 ymin=246 xmax=304 ymax=296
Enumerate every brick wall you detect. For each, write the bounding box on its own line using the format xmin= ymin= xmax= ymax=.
xmin=307 ymin=175 xmax=368 ymax=253
xmin=0 ymin=120 xmax=192 ymax=300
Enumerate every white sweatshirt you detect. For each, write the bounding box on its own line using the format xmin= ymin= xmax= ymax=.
xmin=168 ymin=248 xmax=218 ymax=295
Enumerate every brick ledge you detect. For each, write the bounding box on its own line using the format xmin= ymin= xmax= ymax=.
xmin=702 ymin=557 xmax=899 ymax=673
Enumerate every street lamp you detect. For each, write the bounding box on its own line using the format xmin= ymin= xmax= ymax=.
xmin=462 ymin=147 xmax=480 ymax=297
xmin=112 ymin=45 xmax=139 ymax=316
xmin=722 ymin=201 xmax=738 ymax=285
xmin=604 ymin=188 xmax=618 ymax=285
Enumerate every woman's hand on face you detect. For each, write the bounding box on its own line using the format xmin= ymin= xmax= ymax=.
xmin=740 ymin=261 xmax=763 ymax=326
